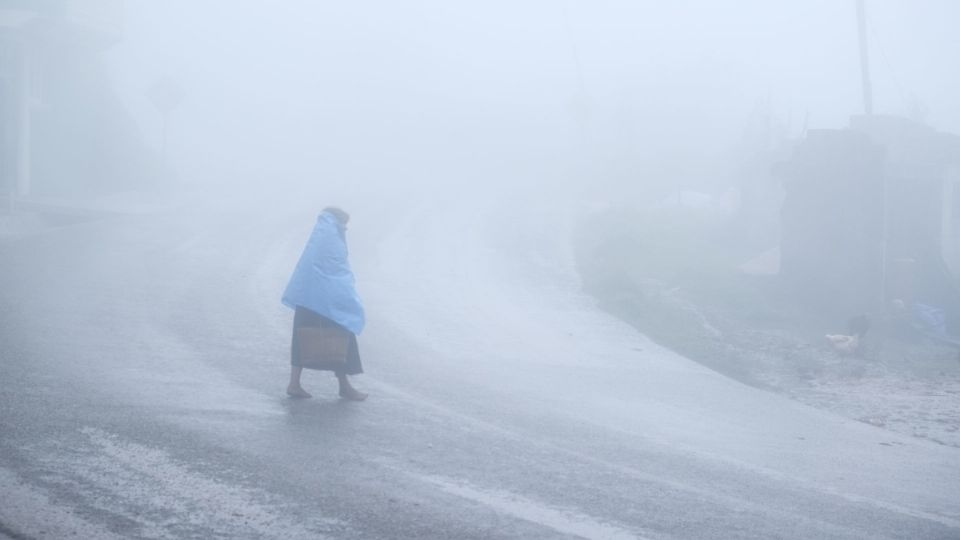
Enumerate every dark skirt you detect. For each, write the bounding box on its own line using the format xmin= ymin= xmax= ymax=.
xmin=291 ymin=306 xmax=363 ymax=375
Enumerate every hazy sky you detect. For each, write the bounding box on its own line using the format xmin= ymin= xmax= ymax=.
xmin=104 ymin=1 xmax=960 ymax=190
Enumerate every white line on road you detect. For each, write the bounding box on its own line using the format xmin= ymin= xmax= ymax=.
xmin=406 ymin=470 xmax=646 ymax=540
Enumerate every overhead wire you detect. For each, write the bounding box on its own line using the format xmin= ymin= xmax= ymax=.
xmin=864 ymin=9 xmax=918 ymax=117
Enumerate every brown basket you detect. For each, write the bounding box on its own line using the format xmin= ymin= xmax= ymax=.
xmin=296 ymin=326 xmax=349 ymax=370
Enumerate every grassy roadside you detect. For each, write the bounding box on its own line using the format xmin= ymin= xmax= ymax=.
xmin=573 ymin=204 xmax=795 ymax=385
xmin=573 ymin=203 xmax=960 ymax=447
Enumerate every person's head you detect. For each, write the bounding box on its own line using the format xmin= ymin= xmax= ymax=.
xmin=323 ymin=206 xmax=350 ymax=225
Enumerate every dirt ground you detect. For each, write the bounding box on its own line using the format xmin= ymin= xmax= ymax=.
xmin=576 ymin=209 xmax=960 ymax=449
xmin=617 ymin=279 xmax=960 ymax=448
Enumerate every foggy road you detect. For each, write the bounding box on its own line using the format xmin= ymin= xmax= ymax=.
xmin=2 ymin=184 xmax=959 ymax=540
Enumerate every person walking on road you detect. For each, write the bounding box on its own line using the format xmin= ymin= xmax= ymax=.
xmin=282 ymin=207 xmax=367 ymax=401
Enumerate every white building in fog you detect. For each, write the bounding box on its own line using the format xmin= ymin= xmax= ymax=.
xmin=0 ymin=0 xmax=122 ymax=207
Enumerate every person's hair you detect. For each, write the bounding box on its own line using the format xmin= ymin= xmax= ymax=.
xmin=323 ymin=206 xmax=350 ymax=224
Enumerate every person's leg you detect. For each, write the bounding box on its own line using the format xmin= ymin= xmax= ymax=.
xmin=335 ymin=332 xmax=366 ymax=400
xmin=336 ymin=372 xmax=367 ymax=401
xmin=287 ymin=307 xmax=312 ymax=398
xmin=287 ymin=366 xmax=312 ymax=398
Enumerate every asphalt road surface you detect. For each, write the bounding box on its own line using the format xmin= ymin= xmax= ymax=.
xmin=2 ymin=182 xmax=959 ymax=539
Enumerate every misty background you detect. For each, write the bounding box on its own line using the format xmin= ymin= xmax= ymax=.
xmin=4 ymin=2 xmax=960 ymax=538
xmin=102 ymin=1 xmax=960 ymax=197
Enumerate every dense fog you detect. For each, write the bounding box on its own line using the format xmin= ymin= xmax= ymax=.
xmin=103 ymin=1 xmax=960 ymax=198
xmin=3 ymin=2 xmax=960 ymax=538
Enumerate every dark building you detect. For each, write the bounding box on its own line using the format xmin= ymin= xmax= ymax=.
xmin=779 ymin=115 xmax=960 ymax=327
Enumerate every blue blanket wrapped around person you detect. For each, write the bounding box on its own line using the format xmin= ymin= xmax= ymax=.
xmin=282 ymin=211 xmax=365 ymax=335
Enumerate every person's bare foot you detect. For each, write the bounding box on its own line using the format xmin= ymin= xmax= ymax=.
xmin=286 ymin=386 xmax=312 ymax=399
xmin=339 ymin=388 xmax=368 ymax=401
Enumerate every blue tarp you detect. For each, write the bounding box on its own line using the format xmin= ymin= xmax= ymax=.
xmin=282 ymin=211 xmax=365 ymax=335
xmin=911 ymin=302 xmax=960 ymax=347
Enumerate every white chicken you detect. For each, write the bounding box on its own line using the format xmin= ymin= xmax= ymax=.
xmin=825 ymin=333 xmax=860 ymax=355
xmin=825 ymin=314 xmax=870 ymax=355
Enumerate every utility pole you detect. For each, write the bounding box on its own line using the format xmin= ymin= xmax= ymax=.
xmin=856 ymin=0 xmax=873 ymax=115
xmin=15 ymin=44 xmax=32 ymax=201
xmin=146 ymin=77 xmax=184 ymax=174
xmin=856 ymin=0 xmax=887 ymax=310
